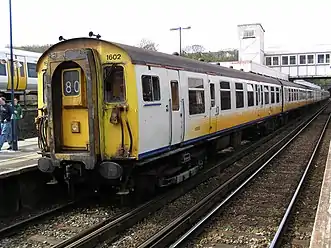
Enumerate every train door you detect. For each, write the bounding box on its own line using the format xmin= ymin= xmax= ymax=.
xmin=16 ymin=56 xmax=27 ymax=91
xmin=6 ymin=59 xmax=19 ymax=91
xmin=168 ymin=70 xmax=183 ymax=145
xmin=209 ymin=81 xmax=218 ymax=133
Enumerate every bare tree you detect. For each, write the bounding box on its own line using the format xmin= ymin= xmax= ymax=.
xmin=138 ymin=39 xmax=159 ymax=51
xmin=190 ymin=45 xmax=205 ymax=54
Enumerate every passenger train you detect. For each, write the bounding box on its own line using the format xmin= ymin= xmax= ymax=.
xmin=35 ymin=36 xmax=330 ymax=195
xmin=0 ymin=48 xmax=41 ymax=100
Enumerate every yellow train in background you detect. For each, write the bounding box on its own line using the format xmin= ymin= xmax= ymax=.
xmin=35 ymin=36 xmax=330 ymax=195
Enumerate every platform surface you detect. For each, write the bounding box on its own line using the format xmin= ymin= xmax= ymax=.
xmin=0 ymin=137 xmax=40 ymax=178
xmin=310 ymin=140 xmax=331 ymax=248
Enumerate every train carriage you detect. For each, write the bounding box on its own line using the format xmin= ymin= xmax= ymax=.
xmin=0 ymin=48 xmax=41 ymax=99
xmin=35 ymin=37 xmax=329 ymax=194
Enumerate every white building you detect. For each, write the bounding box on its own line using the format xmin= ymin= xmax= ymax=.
xmin=236 ymin=23 xmax=331 ymax=79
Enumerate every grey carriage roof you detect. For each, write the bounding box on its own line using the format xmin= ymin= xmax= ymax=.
xmin=39 ymin=38 xmax=310 ymax=90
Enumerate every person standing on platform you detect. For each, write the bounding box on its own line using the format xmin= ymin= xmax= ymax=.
xmin=12 ymin=98 xmax=23 ymax=141
xmin=0 ymin=97 xmax=13 ymax=150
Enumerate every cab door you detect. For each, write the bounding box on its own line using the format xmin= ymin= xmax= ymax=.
xmin=168 ymin=70 xmax=183 ymax=145
xmin=209 ymin=81 xmax=218 ymax=133
xmin=60 ymin=67 xmax=90 ymax=151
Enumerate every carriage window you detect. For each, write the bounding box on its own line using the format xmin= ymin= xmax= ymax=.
xmin=261 ymin=85 xmax=264 ymax=105
xmin=235 ymin=82 xmax=244 ymax=108
xmin=27 ymin=63 xmax=37 ymax=78
xmin=276 ymin=88 xmax=280 ymax=103
xmin=141 ymin=75 xmax=160 ymax=102
xmin=188 ymin=77 xmax=205 ymax=115
xmin=210 ymin=83 xmax=215 ymax=107
xmin=220 ymin=81 xmax=231 ymax=110
xmin=247 ymin=83 xmax=254 ymax=107
xmin=104 ymin=66 xmax=126 ymax=102
xmin=170 ymin=80 xmax=179 ymax=111
xmin=62 ymin=69 xmax=81 ymax=96
xmin=0 ymin=64 xmax=6 ymax=76
xmin=270 ymin=87 xmax=275 ymax=104
xmin=255 ymin=85 xmax=258 ymax=105
xmin=288 ymin=89 xmax=292 ymax=102
xmin=264 ymin=86 xmax=269 ymax=104
xmin=19 ymin=63 xmax=25 ymax=77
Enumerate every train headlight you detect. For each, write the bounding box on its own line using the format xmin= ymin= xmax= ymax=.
xmin=71 ymin=121 xmax=80 ymax=133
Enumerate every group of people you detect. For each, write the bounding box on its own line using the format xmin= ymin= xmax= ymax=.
xmin=0 ymin=97 xmax=23 ymax=151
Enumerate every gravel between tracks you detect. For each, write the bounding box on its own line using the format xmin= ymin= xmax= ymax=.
xmin=0 ymin=204 xmax=122 ymax=248
xmin=280 ymin=113 xmax=331 ymax=247
xmin=96 ymin=109 xmax=321 ymax=248
xmin=185 ymin=111 xmax=330 ymax=247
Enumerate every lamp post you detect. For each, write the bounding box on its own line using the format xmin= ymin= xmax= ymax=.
xmin=9 ymin=0 xmax=18 ymax=151
xmin=170 ymin=26 xmax=191 ymax=55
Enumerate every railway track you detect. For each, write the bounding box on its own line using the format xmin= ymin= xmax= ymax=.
xmin=133 ymin=103 xmax=330 ymax=248
xmin=0 ymin=104 xmax=326 ymax=248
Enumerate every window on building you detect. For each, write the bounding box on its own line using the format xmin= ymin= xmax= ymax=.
xmin=27 ymin=63 xmax=37 ymax=78
xmin=307 ymin=55 xmax=314 ymax=64
xmin=104 ymin=66 xmax=126 ymax=102
xmin=0 ymin=64 xmax=6 ymax=76
xmin=170 ymin=80 xmax=179 ymax=111
xmin=282 ymin=56 xmax=289 ymax=65
xmin=299 ymin=55 xmax=306 ymax=64
xmin=270 ymin=86 xmax=275 ymax=104
xmin=247 ymin=83 xmax=254 ymax=107
xmin=272 ymin=57 xmax=279 ymax=66
xmin=188 ymin=77 xmax=205 ymax=115
xmin=243 ymin=30 xmax=255 ymax=38
xmin=290 ymin=56 xmax=296 ymax=65
xmin=276 ymin=87 xmax=280 ymax=103
xmin=264 ymin=86 xmax=269 ymax=104
xmin=235 ymin=82 xmax=244 ymax=108
xmin=220 ymin=81 xmax=231 ymax=110
xmin=318 ymin=54 xmax=325 ymax=64
xmin=266 ymin=57 xmax=272 ymax=66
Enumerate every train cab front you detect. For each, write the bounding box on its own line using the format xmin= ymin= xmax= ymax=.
xmin=37 ymin=48 xmax=101 ymax=187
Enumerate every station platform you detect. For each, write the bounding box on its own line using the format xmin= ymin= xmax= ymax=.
xmin=310 ymin=140 xmax=331 ymax=247
xmin=0 ymin=137 xmax=40 ymax=179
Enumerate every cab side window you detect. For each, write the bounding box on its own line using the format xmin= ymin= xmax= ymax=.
xmin=104 ymin=65 xmax=126 ymax=102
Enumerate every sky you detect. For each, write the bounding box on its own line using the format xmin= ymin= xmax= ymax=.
xmin=0 ymin=0 xmax=330 ymax=54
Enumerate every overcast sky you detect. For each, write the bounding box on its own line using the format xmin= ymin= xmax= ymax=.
xmin=0 ymin=0 xmax=330 ymax=54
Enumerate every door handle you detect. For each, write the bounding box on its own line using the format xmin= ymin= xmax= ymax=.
xmin=216 ymin=106 xmax=219 ymax=115
xmin=166 ymin=105 xmax=169 ymax=112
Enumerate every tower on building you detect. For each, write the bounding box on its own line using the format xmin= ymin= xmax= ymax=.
xmin=237 ymin=23 xmax=265 ymax=64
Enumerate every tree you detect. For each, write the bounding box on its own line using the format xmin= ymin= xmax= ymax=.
xmin=6 ymin=44 xmax=53 ymax=53
xmin=182 ymin=44 xmax=238 ymax=62
xmin=138 ymin=39 xmax=159 ymax=51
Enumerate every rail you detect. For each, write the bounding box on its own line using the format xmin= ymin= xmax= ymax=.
xmin=268 ymin=112 xmax=331 ymax=248
xmin=0 ymin=201 xmax=77 ymax=238
xmin=47 ymin=104 xmax=317 ymax=248
xmin=136 ymin=103 xmax=328 ymax=248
